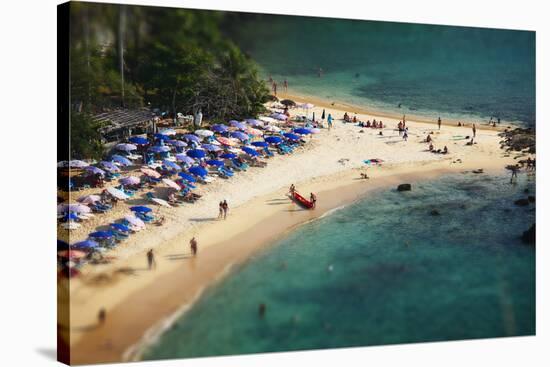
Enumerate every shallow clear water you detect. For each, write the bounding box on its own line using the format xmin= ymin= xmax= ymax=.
xmin=231 ymin=16 xmax=535 ymax=126
xmin=143 ymin=173 xmax=535 ymax=360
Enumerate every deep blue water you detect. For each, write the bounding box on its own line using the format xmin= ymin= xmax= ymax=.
xmin=232 ymin=16 xmax=535 ymax=126
xmin=143 ymin=172 xmax=535 ymax=360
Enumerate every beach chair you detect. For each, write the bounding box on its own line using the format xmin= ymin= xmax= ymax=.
xmin=136 ymin=212 xmax=155 ymax=223
xmin=217 ymin=166 xmax=234 ymax=178
xmin=231 ymin=159 xmax=249 ymax=171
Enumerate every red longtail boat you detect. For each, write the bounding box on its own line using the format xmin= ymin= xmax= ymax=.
xmin=292 ymin=191 xmax=315 ymax=209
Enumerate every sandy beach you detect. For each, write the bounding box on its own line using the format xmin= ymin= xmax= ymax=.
xmin=61 ymin=95 xmax=525 ymax=365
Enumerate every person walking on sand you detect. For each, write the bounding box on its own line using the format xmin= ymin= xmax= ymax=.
xmin=472 ymin=123 xmax=477 ymax=138
xmin=147 ymin=249 xmax=156 ymax=270
xmin=438 ymin=116 xmax=441 ymax=130
xmin=218 ymin=201 xmax=224 ymax=219
xmin=327 ymin=113 xmax=333 ymax=130
xmin=310 ymin=192 xmax=317 ymax=208
xmin=289 ymin=184 xmax=296 ymax=195
xmin=273 ymin=81 xmax=278 ymax=96
xmin=190 ymin=237 xmax=198 ymax=256
xmin=222 ymin=200 xmax=229 ymax=220
xmin=510 ymin=165 xmax=519 ymax=183
xmin=403 ymin=128 xmax=409 ymax=141
xmin=283 ymin=79 xmax=288 ymax=92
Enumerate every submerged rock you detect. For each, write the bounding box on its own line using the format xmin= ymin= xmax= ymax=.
xmin=397 ymin=184 xmax=412 ymax=192
xmin=430 ymin=209 xmax=441 ymax=216
xmin=521 ymin=224 xmax=536 ymax=245
xmin=514 ymin=198 xmax=530 ymax=206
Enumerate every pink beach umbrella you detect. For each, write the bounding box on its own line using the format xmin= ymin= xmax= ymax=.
xmin=162 ymin=178 xmax=181 ymax=190
xmin=217 ymin=137 xmax=237 ymax=146
xmin=77 ymin=195 xmax=101 ymax=204
xmin=140 ymin=167 xmax=161 ymax=179
xmin=120 ymin=176 xmax=141 ymax=185
xmin=124 ymin=215 xmax=145 ymax=228
xmin=57 ymin=203 xmax=91 ymax=214
xmin=246 ymin=127 xmax=263 ymax=136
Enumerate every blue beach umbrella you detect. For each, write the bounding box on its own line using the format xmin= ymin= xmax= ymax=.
xmin=149 ymin=145 xmax=170 ymax=153
xmin=201 ymin=144 xmax=221 ymax=152
xmin=220 ymin=153 xmax=237 ymax=159
xmin=178 ymin=172 xmax=197 ymax=182
xmin=230 ymin=120 xmax=247 ymax=130
xmin=264 ymin=136 xmax=282 ymax=144
xmin=283 ymin=133 xmax=300 ymax=140
xmin=154 ymin=133 xmax=170 ymax=141
xmin=251 ymin=141 xmax=268 ymax=148
xmin=294 ymin=128 xmax=312 ymax=135
xmin=85 ymin=166 xmax=105 ymax=175
xmin=183 ymin=134 xmax=201 ymax=143
xmin=63 ymin=212 xmax=79 ymax=221
xmin=130 ymin=206 xmax=152 ymax=213
xmin=230 ymin=131 xmax=249 ymax=141
xmin=205 ymin=159 xmax=224 ymax=167
xmin=129 ymin=136 xmax=149 ymax=145
xmin=73 ymin=239 xmax=100 ymax=249
xmin=111 ymin=155 xmax=132 ymax=166
xmin=110 ymin=223 xmax=130 ymax=232
xmin=175 ymin=154 xmax=195 ymax=165
xmin=100 ymin=161 xmax=120 ymax=172
xmin=167 ymin=140 xmax=187 ymax=147
xmin=163 ymin=160 xmax=182 ymax=171
xmin=189 ymin=166 xmax=208 ymax=177
xmin=246 ymin=119 xmax=263 ymax=127
xmin=211 ymin=124 xmax=229 ymax=133
xmin=242 ymin=147 xmax=259 ymax=156
xmin=186 ymin=149 xmax=206 ymax=159
xmin=116 ymin=143 xmax=137 ymax=151
xmin=89 ymin=231 xmax=113 ymax=239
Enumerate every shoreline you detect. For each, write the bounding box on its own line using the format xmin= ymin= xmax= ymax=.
xmin=276 ymin=89 xmax=518 ymax=132
xmin=64 ymin=94 xmax=524 ymax=365
xmin=69 ymin=161 xmax=511 ymax=365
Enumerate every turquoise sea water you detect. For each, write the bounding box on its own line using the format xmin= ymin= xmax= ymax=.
xmin=231 ymin=16 xmax=535 ymax=126
xmin=143 ymin=173 xmax=535 ymax=360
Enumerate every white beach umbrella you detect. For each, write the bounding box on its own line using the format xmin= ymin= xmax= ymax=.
xmin=194 ymin=129 xmax=214 ymax=137
xmin=106 ymin=187 xmax=130 ymax=200
xmin=151 ymin=198 xmax=171 ymax=207
xmin=265 ymin=125 xmax=281 ymax=133
xmin=77 ymin=194 xmax=101 ymax=204
xmin=160 ymin=128 xmax=177 ymax=136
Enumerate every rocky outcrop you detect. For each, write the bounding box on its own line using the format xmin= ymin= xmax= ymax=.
xmin=397 ymin=184 xmax=412 ymax=192
xmin=499 ymin=127 xmax=536 ymax=153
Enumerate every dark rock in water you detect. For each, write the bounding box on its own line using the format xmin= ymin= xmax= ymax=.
xmin=521 ymin=224 xmax=535 ymax=245
xmin=430 ymin=209 xmax=441 ymax=216
xmin=397 ymin=184 xmax=412 ymax=192
xmin=528 ymin=195 xmax=536 ymax=203
xmin=514 ymin=198 xmax=530 ymax=206
xmin=472 ymin=169 xmax=484 ymax=174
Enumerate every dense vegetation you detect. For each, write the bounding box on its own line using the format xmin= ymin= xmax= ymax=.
xmin=68 ymin=3 xmax=270 ymax=159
